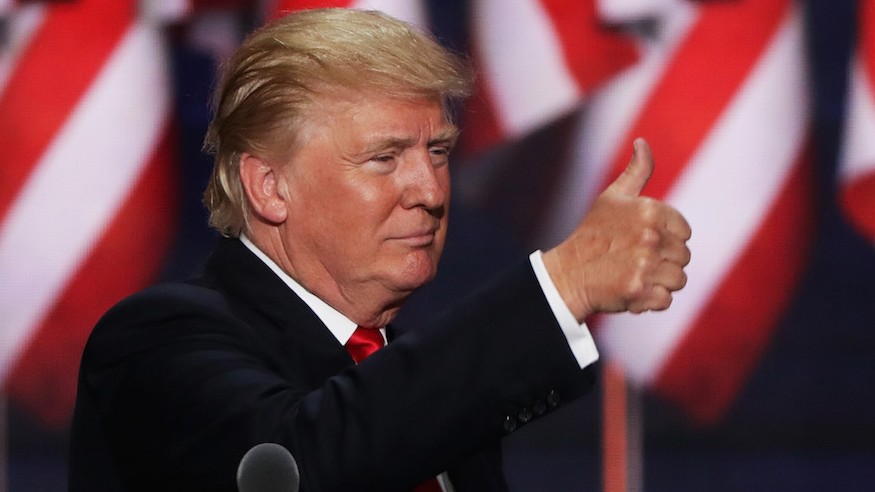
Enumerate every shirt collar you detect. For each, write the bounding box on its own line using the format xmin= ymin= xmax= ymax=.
xmin=238 ymin=234 xmax=366 ymax=345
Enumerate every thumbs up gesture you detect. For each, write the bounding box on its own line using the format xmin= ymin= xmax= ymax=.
xmin=543 ymin=139 xmax=692 ymax=322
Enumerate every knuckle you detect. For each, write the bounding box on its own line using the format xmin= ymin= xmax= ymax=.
xmin=639 ymin=226 xmax=660 ymax=247
xmin=634 ymin=252 xmax=659 ymax=273
xmin=637 ymin=198 xmax=662 ymax=224
xmin=632 ymin=258 xmax=649 ymax=282
xmin=624 ymin=275 xmax=646 ymax=299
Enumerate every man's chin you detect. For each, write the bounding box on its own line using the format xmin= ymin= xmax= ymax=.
xmin=393 ymin=272 xmax=436 ymax=293
xmin=390 ymin=258 xmax=439 ymax=293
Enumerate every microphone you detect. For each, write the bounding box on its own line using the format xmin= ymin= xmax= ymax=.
xmin=236 ymin=442 xmax=300 ymax=492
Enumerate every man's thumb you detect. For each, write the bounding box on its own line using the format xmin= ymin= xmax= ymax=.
xmin=609 ymin=138 xmax=654 ymax=197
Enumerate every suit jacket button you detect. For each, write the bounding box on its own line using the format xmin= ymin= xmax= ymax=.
xmin=518 ymin=407 xmax=533 ymax=423
xmin=503 ymin=415 xmax=517 ymax=433
xmin=533 ymin=399 xmax=547 ymax=415
xmin=547 ymin=390 xmax=560 ymax=408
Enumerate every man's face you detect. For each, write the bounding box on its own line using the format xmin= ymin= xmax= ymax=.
xmin=277 ymin=90 xmax=455 ymax=306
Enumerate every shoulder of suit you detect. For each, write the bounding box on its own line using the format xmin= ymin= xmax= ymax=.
xmin=109 ymin=279 xmax=234 ymax=322
xmin=81 ymin=280 xmax=252 ymax=366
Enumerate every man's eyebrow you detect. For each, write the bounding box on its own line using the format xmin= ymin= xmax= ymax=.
xmin=358 ymin=126 xmax=460 ymax=155
xmin=361 ymin=137 xmax=416 ymax=154
xmin=428 ymin=126 xmax=460 ymax=147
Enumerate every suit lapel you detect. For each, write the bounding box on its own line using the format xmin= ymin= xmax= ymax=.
xmin=205 ymin=237 xmax=354 ymax=388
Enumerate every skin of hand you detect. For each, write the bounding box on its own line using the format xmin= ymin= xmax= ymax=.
xmin=542 ymin=138 xmax=692 ymax=323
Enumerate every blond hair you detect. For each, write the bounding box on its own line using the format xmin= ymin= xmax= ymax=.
xmin=202 ymin=8 xmax=473 ymax=236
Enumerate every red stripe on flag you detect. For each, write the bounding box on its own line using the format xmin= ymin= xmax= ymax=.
xmin=270 ymin=0 xmax=354 ymax=19
xmin=0 ymin=0 xmax=135 ymax=223
xmin=4 ymin=125 xmax=179 ymax=428
xmin=653 ymin=145 xmax=815 ymax=425
xmin=841 ymin=173 xmax=875 ymax=238
xmin=602 ymin=0 xmax=789 ymax=197
xmin=838 ymin=0 xmax=875 ymax=241
xmin=841 ymin=0 xmax=875 ymax=240
xmin=539 ymin=0 xmax=637 ymax=93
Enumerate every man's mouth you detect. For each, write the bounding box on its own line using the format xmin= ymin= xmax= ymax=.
xmin=392 ymin=228 xmax=437 ymax=247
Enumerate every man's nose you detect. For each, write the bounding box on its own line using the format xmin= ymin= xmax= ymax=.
xmin=399 ymin=151 xmax=447 ymax=211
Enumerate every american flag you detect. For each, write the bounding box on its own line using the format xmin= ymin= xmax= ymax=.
xmin=546 ymin=0 xmax=815 ymax=425
xmin=0 ymin=0 xmax=179 ymax=428
xmin=839 ymin=0 xmax=875 ymax=243
xmin=0 ymin=0 xmax=824 ymax=435
xmin=453 ymin=0 xmax=815 ymax=427
xmin=0 ymin=0 xmax=820 ymax=436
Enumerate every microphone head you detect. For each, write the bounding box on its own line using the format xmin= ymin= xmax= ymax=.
xmin=236 ymin=442 xmax=300 ymax=492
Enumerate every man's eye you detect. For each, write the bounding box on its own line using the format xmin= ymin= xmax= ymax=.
xmin=429 ymin=147 xmax=450 ymax=157
xmin=362 ymin=154 xmax=398 ymax=174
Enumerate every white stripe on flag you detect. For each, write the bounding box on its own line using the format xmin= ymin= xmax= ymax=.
xmin=141 ymin=0 xmax=192 ymax=23
xmin=0 ymin=0 xmax=13 ymax=15
xmin=0 ymin=22 xmax=171 ymax=383
xmin=840 ymin=55 xmax=875 ymax=185
xmin=473 ymin=0 xmax=579 ymax=136
xmin=597 ymin=0 xmax=684 ymax=24
xmin=354 ymin=0 xmax=427 ymax=29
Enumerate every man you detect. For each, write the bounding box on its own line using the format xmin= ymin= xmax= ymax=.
xmin=69 ymin=8 xmax=690 ymax=492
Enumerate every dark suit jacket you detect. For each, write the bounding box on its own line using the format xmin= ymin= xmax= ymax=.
xmin=69 ymin=237 xmax=596 ymax=491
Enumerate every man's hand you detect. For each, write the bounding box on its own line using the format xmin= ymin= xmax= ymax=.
xmin=543 ymin=138 xmax=691 ymax=322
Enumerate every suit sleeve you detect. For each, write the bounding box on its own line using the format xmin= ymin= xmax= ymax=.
xmin=74 ymin=258 xmax=596 ymax=492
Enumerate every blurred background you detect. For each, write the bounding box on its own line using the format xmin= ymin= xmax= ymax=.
xmin=1 ymin=0 xmax=874 ymax=490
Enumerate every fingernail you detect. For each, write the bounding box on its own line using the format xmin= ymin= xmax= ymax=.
xmin=633 ymin=138 xmax=644 ymax=152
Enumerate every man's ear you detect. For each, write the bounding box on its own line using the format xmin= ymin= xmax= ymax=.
xmin=239 ymin=153 xmax=287 ymax=224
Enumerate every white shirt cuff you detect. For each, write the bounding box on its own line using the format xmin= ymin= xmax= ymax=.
xmin=529 ymin=251 xmax=599 ymax=369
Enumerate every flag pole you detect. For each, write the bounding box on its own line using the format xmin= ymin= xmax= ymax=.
xmin=602 ymin=360 xmax=643 ymax=492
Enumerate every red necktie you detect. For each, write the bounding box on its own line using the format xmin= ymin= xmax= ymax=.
xmin=344 ymin=327 xmax=443 ymax=492
xmin=345 ymin=326 xmax=384 ymax=363
xmin=414 ymin=478 xmax=443 ymax=492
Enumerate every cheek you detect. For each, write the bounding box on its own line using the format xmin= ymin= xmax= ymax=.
xmin=311 ymin=169 xmax=384 ymax=215
xmin=315 ymin=182 xmax=399 ymax=253
xmin=355 ymin=183 xmax=394 ymax=210
xmin=345 ymin=179 xmax=402 ymax=220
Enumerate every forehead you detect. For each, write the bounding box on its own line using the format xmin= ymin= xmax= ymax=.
xmin=278 ymin=87 xmax=459 ymax=165
xmin=304 ymin=88 xmax=450 ymax=133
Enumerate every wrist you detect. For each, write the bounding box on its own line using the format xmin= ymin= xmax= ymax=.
xmin=542 ymin=247 xmax=592 ymax=323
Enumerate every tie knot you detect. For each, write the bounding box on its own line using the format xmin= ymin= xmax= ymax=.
xmin=345 ymin=326 xmax=384 ymax=363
